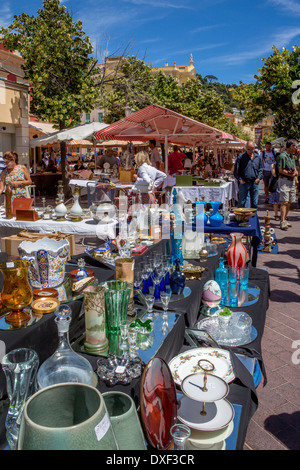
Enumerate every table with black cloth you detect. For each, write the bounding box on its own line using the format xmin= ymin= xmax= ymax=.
xmin=0 ymin=241 xmax=270 ymax=451
xmin=184 ymin=263 xmax=270 ymax=449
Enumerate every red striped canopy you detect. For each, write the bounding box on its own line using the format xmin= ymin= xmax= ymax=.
xmin=93 ymin=104 xmax=243 ymax=146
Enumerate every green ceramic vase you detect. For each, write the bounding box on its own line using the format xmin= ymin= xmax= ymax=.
xmin=102 ymin=391 xmax=147 ymax=450
xmin=18 ymin=383 xmax=118 ymax=450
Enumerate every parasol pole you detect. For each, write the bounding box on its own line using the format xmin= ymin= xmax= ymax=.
xmin=193 ymin=143 xmax=196 ymax=165
xmin=165 ymin=135 xmax=169 ymax=175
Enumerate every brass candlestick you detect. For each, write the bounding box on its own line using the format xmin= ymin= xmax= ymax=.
xmin=262 ymin=211 xmax=272 ymax=253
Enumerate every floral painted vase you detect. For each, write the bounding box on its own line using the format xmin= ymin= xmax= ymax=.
xmin=18 ymin=238 xmax=70 ymax=288
xmin=83 ymin=285 xmax=108 ymax=354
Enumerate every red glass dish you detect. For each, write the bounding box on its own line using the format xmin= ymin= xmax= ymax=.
xmin=140 ymin=356 xmax=177 ymax=450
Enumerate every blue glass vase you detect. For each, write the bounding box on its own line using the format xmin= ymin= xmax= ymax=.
xmin=209 ymin=201 xmax=223 ymax=227
xmin=194 ymin=201 xmax=208 ymax=225
xmin=170 ymin=259 xmax=186 ymax=295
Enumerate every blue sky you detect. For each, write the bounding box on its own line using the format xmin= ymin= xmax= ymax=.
xmin=1 ymin=0 xmax=300 ymax=84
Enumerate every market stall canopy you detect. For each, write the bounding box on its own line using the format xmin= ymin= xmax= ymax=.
xmin=68 ymin=139 xmax=94 ymax=147
xmin=271 ymin=137 xmax=286 ymax=146
xmin=97 ymin=140 xmax=148 ymax=147
xmin=29 ymin=121 xmax=57 ymax=135
xmin=93 ymin=104 xmax=244 ymax=147
xmin=30 ymin=122 xmax=109 ymax=148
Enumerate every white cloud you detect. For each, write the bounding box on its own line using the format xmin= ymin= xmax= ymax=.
xmin=200 ymin=27 xmax=300 ymax=65
xmin=121 ymin=0 xmax=193 ymax=9
xmin=190 ymin=24 xmax=225 ymax=34
xmin=0 ymin=2 xmax=13 ymax=28
xmin=269 ymin=0 xmax=300 ymax=16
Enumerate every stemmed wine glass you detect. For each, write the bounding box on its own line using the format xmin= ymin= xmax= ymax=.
xmin=160 ymin=291 xmax=171 ymax=319
xmin=141 ymin=264 xmax=150 ymax=295
xmin=144 ymin=294 xmax=155 ymax=319
xmin=151 ymin=269 xmax=163 ymax=300
xmin=134 ymin=269 xmax=142 ymax=296
xmin=120 ymin=324 xmax=129 ymax=354
xmin=128 ymin=328 xmax=138 ymax=360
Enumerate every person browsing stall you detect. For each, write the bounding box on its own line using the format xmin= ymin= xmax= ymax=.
xmin=149 ymin=140 xmax=161 ymax=169
xmin=234 ymin=141 xmax=263 ymax=209
xmin=277 ymin=139 xmax=298 ymax=230
xmin=133 ymin=151 xmax=167 ymax=204
xmin=168 ymin=145 xmax=185 ymax=175
xmin=0 ymin=151 xmax=32 ymax=201
xmin=260 ymin=142 xmax=276 ymax=203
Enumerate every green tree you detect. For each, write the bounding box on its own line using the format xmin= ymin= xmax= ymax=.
xmin=232 ymin=46 xmax=300 ymax=140
xmin=0 ymin=0 xmax=99 ymax=197
xmin=101 ymin=56 xmax=155 ymax=123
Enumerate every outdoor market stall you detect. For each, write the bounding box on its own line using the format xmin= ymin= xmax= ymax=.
xmin=93 ymin=104 xmax=246 ymax=172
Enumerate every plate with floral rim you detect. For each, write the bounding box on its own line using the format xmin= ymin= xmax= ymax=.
xmin=168 ymin=347 xmax=235 ymax=385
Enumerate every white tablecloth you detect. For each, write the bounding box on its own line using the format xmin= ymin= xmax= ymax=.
xmin=0 ymin=215 xmax=117 ymax=240
xmin=69 ymin=179 xmax=133 ymax=196
xmin=171 ymin=181 xmax=238 ymax=204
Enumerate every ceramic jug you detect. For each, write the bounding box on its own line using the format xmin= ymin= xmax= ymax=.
xmin=102 ymin=391 xmax=147 ymax=450
xmin=18 ymin=383 xmax=118 ymax=450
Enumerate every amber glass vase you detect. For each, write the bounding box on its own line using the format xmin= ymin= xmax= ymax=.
xmin=0 ymin=260 xmax=33 ymax=326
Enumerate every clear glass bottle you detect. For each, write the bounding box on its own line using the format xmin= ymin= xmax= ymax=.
xmin=36 ymin=305 xmax=94 ymax=389
xmin=223 ymin=197 xmax=230 ymax=224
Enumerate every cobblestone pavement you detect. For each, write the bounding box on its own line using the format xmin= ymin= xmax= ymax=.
xmin=243 ymin=192 xmax=300 ymax=450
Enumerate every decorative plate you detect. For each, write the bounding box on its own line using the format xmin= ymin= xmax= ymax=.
xmin=178 ymin=396 xmax=234 ymax=431
xmin=32 ymin=288 xmax=59 ymax=299
xmin=31 ymin=298 xmax=60 ymax=314
xmin=181 ymin=373 xmax=229 ymax=403
xmin=187 ymin=420 xmax=234 ymax=449
xmin=168 ymin=347 xmax=235 ymax=385
xmin=140 ymin=357 xmax=177 ymax=450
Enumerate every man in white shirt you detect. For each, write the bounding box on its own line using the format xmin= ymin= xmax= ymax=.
xmin=260 ymin=141 xmax=276 ymax=203
xmin=149 ymin=140 xmax=161 ymax=169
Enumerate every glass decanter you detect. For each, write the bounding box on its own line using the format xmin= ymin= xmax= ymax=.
xmin=36 ymin=305 xmax=94 ymax=389
xmin=169 ymin=258 xmax=186 ymax=295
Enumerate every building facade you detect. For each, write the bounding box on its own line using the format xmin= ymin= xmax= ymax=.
xmin=0 ymin=44 xmax=30 ymax=165
xmin=151 ymin=54 xmax=196 ymax=85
